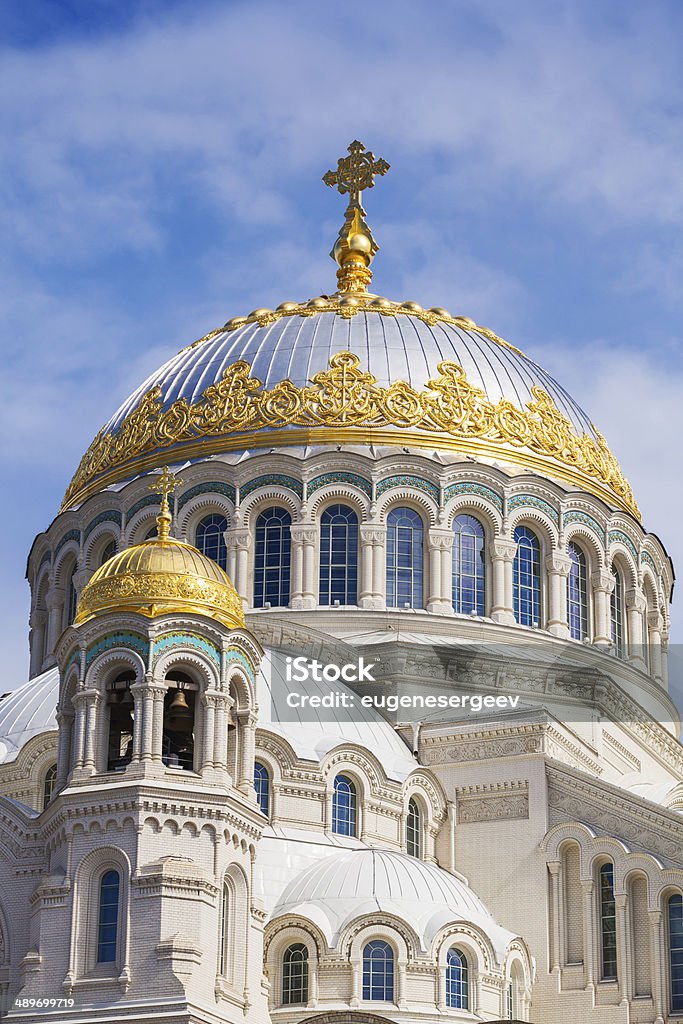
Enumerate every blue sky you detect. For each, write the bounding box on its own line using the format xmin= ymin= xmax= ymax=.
xmin=2 ymin=0 xmax=683 ymax=703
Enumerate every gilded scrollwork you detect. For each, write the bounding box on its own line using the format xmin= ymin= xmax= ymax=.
xmin=63 ymin=351 xmax=638 ymax=518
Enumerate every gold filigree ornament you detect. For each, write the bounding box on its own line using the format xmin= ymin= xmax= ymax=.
xmin=74 ymin=468 xmax=245 ymax=630
xmin=64 ymin=352 xmax=639 ymax=519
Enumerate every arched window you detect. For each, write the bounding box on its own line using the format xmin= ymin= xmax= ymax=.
xmin=97 ymin=869 xmax=120 ymax=963
xmin=42 ymin=764 xmax=57 ymax=810
xmin=362 ymin=940 xmax=394 ymax=1001
xmin=254 ymin=761 xmax=270 ymax=818
xmin=332 ymin=774 xmax=356 ymax=836
xmin=445 ymin=947 xmax=468 ymax=1009
xmin=254 ymin=507 xmax=291 ymax=608
xmin=669 ymin=894 xmax=683 ymax=1012
xmin=386 ymin=507 xmax=424 ymax=608
xmin=452 ymin=514 xmax=485 ymax=615
xmin=107 ymin=671 xmax=135 ymax=771
xmin=599 ymin=863 xmax=617 ymax=980
xmin=611 ymin=568 xmax=625 ymax=657
xmin=195 ymin=513 xmax=228 ymax=570
xmin=406 ymin=797 xmax=422 ymax=858
xmin=319 ymin=505 xmax=358 ymax=605
xmin=513 ymin=525 xmax=541 ymax=626
xmin=220 ymin=878 xmax=231 ymax=976
xmin=282 ymin=943 xmax=309 ymax=1005
xmin=66 ymin=564 xmax=78 ymax=625
xmin=567 ymin=542 xmax=588 ymax=640
xmin=100 ymin=540 xmax=116 ymax=566
xmin=162 ymin=671 xmax=195 ymax=771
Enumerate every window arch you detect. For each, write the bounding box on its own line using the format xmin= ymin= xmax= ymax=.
xmin=254 ymin=507 xmax=291 ymax=608
xmin=195 ymin=513 xmax=228 ymax=570
xmin=42 ymin=764 xmax=57 ymax=810
xmin=282 ymin=943 xmax=309 ymax=1005
xmin=319 ymin=505 xmax=358 ymax=605
xmin=567 ymin=542 xmax=588 ymax=640
xmin=65 ymin=563 xmax=78 ymax=626
xmin=386 ymin=507 xmax=424 ymax=608
xmin=99 ymin=540 xmax=116 ymax=566
xmin=670 ymin=893 xmax=683 ymax=1013
xmin=332 ymin=774 xmax=356 ymax=836
xmin=452 ymin=514 xmax=485 ymax=615
xmin=513 ymin=525 xmax=541 ymax=626
xmin=254 ymin=761 xmax=270 ymax=818
xmin=96 ymin=869 xmax=120 ymax=963
xmin=362 ymin=939 xmax=394 ymax=1001
xmin=406 ymin=797 xmax=422 ymax=858
xmin=445 ymin=947 xmax=468 ymax=1009
xmin=599 ymin=862 xmax=617 ymax=980
xmin=611 ymin=567 xmax=625 ymax=657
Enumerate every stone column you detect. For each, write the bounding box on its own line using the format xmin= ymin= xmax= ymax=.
xmin=581 ymin=879 xmax=595 ymax=992
xmin=29 ymin=609 xmax=47 ymax=677
xmin=55 ymin=710 xmax=73 ymax=789
xmin=647 ymin=611 xmax=664 ymax=683
xmin=440 ymin=544 xmax=453 ymax=612
xmin=359 ymin=525 xmax=376 ymax=608
xmin=150 ymin=685 xmax=166 ymax=763
xmin=71 ymin=691 xmax=87 ymax=769
xmin=649 ymin=910 xmax=665 ymax=1024
xmin=397 ymin=961 xmax=407 ymax=1008
xmin=44 ymin=585 xmax=65 ymax=665
xmin=591 ymin=570 xmax=615 ymax=646
xmin=290 ymin=528 xmax=305 ymax=606
xmin=546 ymin=552 xmax=572 ymax=639
xmin=230 ymin=528 xmax=251 ymax=607
xmin=238 ymin=711 xmax=258 ymax=798
xmin=300 ymin=526 xmax=318 ymax=609
xmin=371 ymin=525 xmax=387 ymax=608
xmin=615 ymin=892 xmax=631 ymax=1003
xmin=427 ymin=529 xmax=453 ymax=614
xmin=201 ymin=693 xmax=216 ymax=770
xmin=72 ymin=566 xmax=91 ymax=601
xmin=548 ymin=862 xmax=562 ymax=973
xmin=82 ymin=690 xmax=100 ymax=773
xmin=213 ymin=693 xmax=231 ymax=773
xmin=491 ymin=539 xmax=516 ymax=625
xmin=626 ymin=587 xmax=647 ymax=668
xmin=130 ymin=683 xmax=145 ymax=762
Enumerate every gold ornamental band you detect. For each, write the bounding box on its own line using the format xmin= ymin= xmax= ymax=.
xmin=63 ymin=352 xmax=638 ymax=518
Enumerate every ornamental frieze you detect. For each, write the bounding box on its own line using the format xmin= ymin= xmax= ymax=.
xmin=63 ymin=351 xmax=638 ymax=517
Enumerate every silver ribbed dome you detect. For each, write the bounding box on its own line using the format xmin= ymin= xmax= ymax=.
xmin=106 ymin=310 xmax=597 ymax=439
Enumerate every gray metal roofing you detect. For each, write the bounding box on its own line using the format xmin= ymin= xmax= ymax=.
xmin=105 ymin=311 xmax=597 ymax=440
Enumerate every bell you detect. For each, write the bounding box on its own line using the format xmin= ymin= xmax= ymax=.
xmin=227 ymin=703 xmax=237 ymax=731
xmin=166 ymin=688 xmax=193 ymax=733
xmin=119 ymin=688 xmax=134 ymax=710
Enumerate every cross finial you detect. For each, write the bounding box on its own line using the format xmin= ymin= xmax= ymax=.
xmin=323 ymin=141 xmax=390 ymax=294
xmin=149 ymin=466 xmax=183 ymax=541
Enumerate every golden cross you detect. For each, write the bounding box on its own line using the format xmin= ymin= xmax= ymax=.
xmin=150 ymin=465 xmax=183 ymax=504
xmin=323 ymin=140 xmax=390 ymax=213
xmin=149 ymin=466 xmax=183 ymax=540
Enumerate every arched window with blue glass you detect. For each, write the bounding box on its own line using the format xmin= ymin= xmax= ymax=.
xmin=611 ymin=566 xmax=625 ymax=657
xmin=567 ymin=541 xmax=589 ymax=640
xmin=332 ymin=774 xmax=357 ymax=836
xmin=452 ymin=514 xmax=486 ymax=615
xmin=254 ymin=761 xmax=270 ymax=818
xmin=362 ymin=939 xmax=394 ymax=1001
xmin=254 ymin=507 xmax=291 ymax=608
xmin=97 ymin=869 xmax=120 ymax=963
xmin=386 ymin=507 xmax=424 ymax=608
xmin=669 ymin=893 xmax=683 ymax=1012
xmin=99 ymin=539 xmax=117 ymax=567
xmin=406 ymin=797 xmax=422 ymax=859
xmin=195 ymin=513 xmax=228 ymax=570
xmin=319 ymin=505 xmax=358 ymax=605
xmin=513 ymin=525 xmax=541 ymax=626
xmin=445 ymin=947 xmax=468 ymax=1009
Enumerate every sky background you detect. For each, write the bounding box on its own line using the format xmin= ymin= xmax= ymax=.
xmin=2 ymin=0 xmax=683 ymax=710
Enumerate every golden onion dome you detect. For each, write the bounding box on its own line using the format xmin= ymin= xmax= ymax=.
xmin=74 ymin=470 xmax=244 ymax=630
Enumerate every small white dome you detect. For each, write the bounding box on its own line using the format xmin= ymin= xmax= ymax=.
xmin=0 ymin=668 xmax=59 ymax=764
xmin=271 ymin=847 xmax=517 ymax=959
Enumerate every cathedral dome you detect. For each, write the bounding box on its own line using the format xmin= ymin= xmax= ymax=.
xmin=62 ymin=297 xmax=637 ymax=518
xmin=271 ymin=846 xmax=517 ymax=958
xmin=75 ymin=502 xmax=244 ymax=631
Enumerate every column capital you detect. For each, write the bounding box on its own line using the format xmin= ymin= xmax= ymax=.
xmin=226 ymin=527 xmax=251 ymax=551
xmin=580 ymin=879 xmax=594 ymax=896
xmin=45 ymin=586 xmax=65 ymax=610
xmin=290 ymin=524 xmax=318 ymax=544
xmin=73 ymin=568 xmax=92 ymax=593
xmin=591 ymin=569 xmax=615 ymax=593
xmin=648 ymin=610 xmax=663 ymax=630
xmin=29 ymin=609 xmax=47 ymax=629
xmin=359 ymin=524 xmax=386 ymax=545
xmin=546 ymin=552 xmax=572 ymax=576
xmin=547 ymin=860 xmax=561 ymax=876
xmin=625 ymin=586 xmax=647 ymax=612
xmin=492 ymin=538 xmax=517 ymax=562
xmin=427 ymin=528 xmax=454 ymax=551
